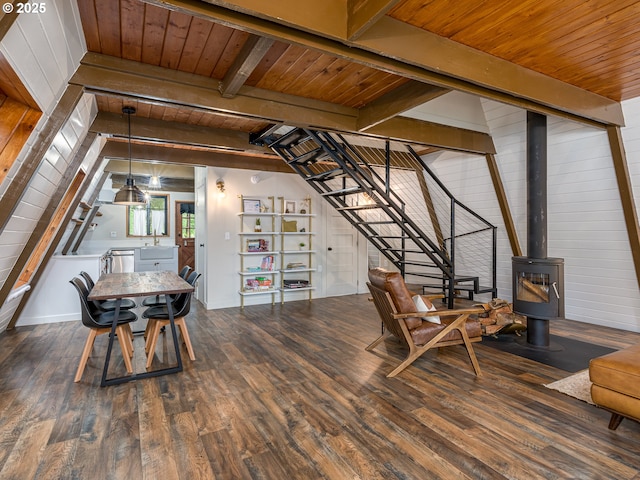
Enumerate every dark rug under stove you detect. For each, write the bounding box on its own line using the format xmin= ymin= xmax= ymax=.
xmin=481 ymin=334 xmax=616 ymax=372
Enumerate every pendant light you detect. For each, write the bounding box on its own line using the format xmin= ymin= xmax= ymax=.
xmin=113 ymin=106 xmax=146 ymax=205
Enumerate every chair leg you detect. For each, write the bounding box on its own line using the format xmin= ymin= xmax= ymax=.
xmin=145 ymin=319 xmax=164 ymax=369
xmin=116 ymin=326 xmax=133 ymax=374
xmin=144 ymin=318 xmax=155 ymax=341
xmin=386 ymin=350 xmax=422 ymax=378
xmin=175 ymin=317 xmax=195 ymax=361
xmin=459 ymin=329 xmax=482 ymax=376
xmin=74 ymin=329 xmax=99 ymax=382
xmin=365 ymin=331 xmax=390 ymax=352
xmin=121 ymin=324 xmax=134 ymax=358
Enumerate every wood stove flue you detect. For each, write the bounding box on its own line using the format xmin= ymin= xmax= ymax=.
xmin=512 ymin=112 xmax=565 ymax=347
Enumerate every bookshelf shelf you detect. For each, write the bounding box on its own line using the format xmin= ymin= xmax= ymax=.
xmin=237 ymin=196 xmax=278 ymax=307
xmin=278 ymin=196 xmax=315 ymax=304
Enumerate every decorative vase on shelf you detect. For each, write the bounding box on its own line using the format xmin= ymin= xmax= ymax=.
xmin=255 ymin=218 xmax=262 ymax=232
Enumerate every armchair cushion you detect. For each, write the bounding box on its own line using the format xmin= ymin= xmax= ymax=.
xmin=369 ymin=267 xmax=427 ymax=329
xmin=411 ymin=315 xmax=482 ymax=345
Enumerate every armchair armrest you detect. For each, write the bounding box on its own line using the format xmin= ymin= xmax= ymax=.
xmin=393 ymin=307 xmax=484 ymax=320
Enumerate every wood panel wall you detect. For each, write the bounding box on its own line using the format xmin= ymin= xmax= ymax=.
xmin=0 ymin=52 xmax=42 ymax=187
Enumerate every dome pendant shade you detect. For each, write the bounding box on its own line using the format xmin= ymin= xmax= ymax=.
xmin=113 ymin=177 xmax=146 ymax=205
xmin=113 ymin=105 xmax=146 ymax=206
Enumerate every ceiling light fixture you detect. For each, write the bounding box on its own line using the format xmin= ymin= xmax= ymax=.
xmin=113 ymin=106 xmax=146 ymax=205
xmin=148 ymin=175 xmax=161 ymax=190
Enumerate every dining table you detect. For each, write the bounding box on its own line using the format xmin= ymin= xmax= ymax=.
xmin=88 ymin=270 xmax=194 ymax=387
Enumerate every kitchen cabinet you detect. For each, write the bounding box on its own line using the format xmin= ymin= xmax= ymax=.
xmin=133 ymin=246 xmax=179 ymax=272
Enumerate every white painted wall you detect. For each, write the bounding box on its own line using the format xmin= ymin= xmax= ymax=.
xmin=428 ymin=98 xmax=640 ymax=332
xmin=202 ymin=167 xmax=355 ymax=309
xmin=78 ymin=190 xmax=196 ymax=253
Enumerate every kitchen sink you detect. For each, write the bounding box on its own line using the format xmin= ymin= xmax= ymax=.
xmin=139 ymin=246 xmax=175 ymax=260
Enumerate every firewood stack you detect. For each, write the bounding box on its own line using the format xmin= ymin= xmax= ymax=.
xmin=475 ymin=299 xmax=527 ymax=336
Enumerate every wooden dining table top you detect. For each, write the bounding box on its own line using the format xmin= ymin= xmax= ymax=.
xmin=88 ymin=271 xmax=194 ymax=301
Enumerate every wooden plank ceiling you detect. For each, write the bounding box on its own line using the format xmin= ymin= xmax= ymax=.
xmin=74 ymin=0 xmax=640 ymax=170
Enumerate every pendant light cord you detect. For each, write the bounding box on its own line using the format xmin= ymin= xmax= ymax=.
xmin=127 ymin=109 xmax=132 ymax=178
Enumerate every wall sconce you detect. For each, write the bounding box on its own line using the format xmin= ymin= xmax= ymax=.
xmin=216 ymin=178 xmax=226 ymax=197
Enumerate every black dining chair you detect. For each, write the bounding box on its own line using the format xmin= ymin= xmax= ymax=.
xmin=79 ymin=271 xmax=136 ymax=312
xmin=142 ymin=272 xmax=201 ymax=369
xmin=70 ymin=277 xmax=138 ymax=382
xmin=140 ymin=265 xmax=192 ymax=308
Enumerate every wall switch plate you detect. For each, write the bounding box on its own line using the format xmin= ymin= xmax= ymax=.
xmin=110 ymin=231 xmax=117 ymax=238
xmin=224 ymin=232 xmax=230 ymax=240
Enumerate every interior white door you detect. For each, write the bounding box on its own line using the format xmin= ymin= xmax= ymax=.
xmin=325 ymin=209 xmax=360 ymax=296
xmin=194 ymin=167 xmax=207 ymax=304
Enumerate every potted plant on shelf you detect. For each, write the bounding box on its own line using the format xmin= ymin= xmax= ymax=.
xmin=299 ymin=242 xmax=306 ymax=250
xmin=255 ymin=218 xmax=262 ymax=232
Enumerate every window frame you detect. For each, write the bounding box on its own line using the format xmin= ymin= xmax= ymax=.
xmin=126 ymin=193 xmax=170 ymax=237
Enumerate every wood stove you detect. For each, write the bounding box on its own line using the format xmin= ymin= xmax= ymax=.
xmin=512 ymin=256 xmax=564 ymax=320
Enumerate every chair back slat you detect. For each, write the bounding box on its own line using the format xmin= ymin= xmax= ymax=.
xmin=367 ymin=282 xmax=409 ymax=346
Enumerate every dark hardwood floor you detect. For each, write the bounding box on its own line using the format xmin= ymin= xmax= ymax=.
xmin=1 ymin=294 xmax=639 ymax=479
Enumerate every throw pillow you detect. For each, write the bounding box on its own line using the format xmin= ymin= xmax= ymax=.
xmin=412 ymin=294 xmax=441 ymax=324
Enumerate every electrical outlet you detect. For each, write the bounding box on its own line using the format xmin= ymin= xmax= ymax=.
xmin=110 ymin=231 xmax=117 ymax=238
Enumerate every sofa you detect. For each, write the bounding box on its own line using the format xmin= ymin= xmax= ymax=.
xmin=589 ymin=344 xmax=640 ymax=430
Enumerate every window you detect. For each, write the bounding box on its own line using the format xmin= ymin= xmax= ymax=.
xmin=180 ymin=202 xmax=195 ymax=239
xmin=127 ymin=194 xmax=169 ymax=237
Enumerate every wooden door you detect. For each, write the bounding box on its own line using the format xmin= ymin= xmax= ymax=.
xmin=175 ymin=201 xmax=196 ymax=272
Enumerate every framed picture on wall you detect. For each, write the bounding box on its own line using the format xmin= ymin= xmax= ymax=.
xmin=285 ymin=200 xmax=296 ymax=214
xmin=243 ymin=198 xmax=261 ymax=213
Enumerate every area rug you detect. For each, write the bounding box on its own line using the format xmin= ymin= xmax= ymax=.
xmin=544 ymin=369 xmax=594 ymax=405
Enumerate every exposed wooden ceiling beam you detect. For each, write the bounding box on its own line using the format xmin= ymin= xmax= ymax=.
xmin=367 ymin=117 xmax=496 ymax=155
xmin=74 ymin=53 xmax=494 ymax=154
xmin=101 ymin=140 xmax=295 ymax=173
xmin=219 ymin=34 xmax=275 ymax=98
xmin=90 ymin=111 xmax=272 ymax=154
xmin=74 ymin=53 xmax=358 ymax=132
xmin=347 ymin=0 xmax=401 ymax=40
xmin=146 ymin=0 xmax=623 ymax=126
xmin=357 ymin=81 xmax=450 ymax=131
xmin=111 ymin=173 xmax=195 ymax=192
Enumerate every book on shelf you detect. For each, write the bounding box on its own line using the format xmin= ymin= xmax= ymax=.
xmin=283 ymin=279 xmax=310 ymax=289
xmin=246 ymin=238 xmax=269 ymax=252
xmin=245 ymin=277 xmax=273 ymax=291
xmin=286 ymin=262 xmax=306 ymax=269
xmin=260 ymin=255 xmax=275 ymax=271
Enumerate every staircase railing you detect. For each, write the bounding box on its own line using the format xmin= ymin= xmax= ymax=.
xmin=254 ymin=127 xmax=497 ymax=306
